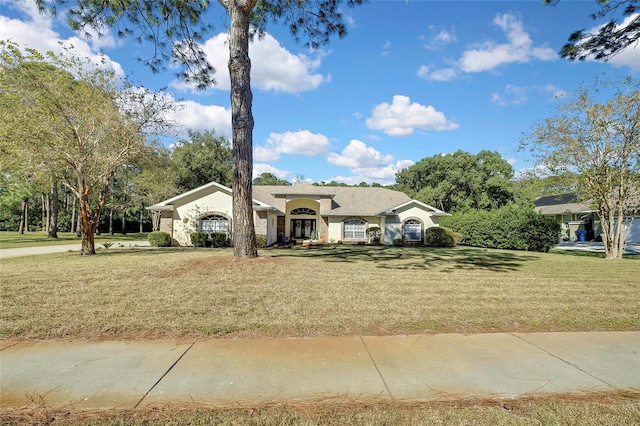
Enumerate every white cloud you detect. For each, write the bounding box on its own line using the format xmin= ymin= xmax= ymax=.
xmin=381 ymin=39 xmax=392 ymax=56
xmin=544 ymin=84 xmax=569 ymax=99
xmin=458 ymin=13 xmax=556 ymax=73
xmin=165 ymin=100 xmax=232 ymax=139
xmin=328 ymin=159 xmax=415 ymax=185
xmin=417 ymin=65 xmax=458 ymax=81
xmin=0 ymin=7 xmax=124 ymax=77
xmin=254 ymin=130 xmax=331 ymax=161
xmin=490 ymin=84 xmax=528 ymax=106
xmin=326 ymin=140 xmax=413 ymax=185
xmin=423 ymin=27 xmax=457 ymax=50
xmin=342 ymin=11 xmax=356 ymax=28
xmin=420 ymin=13 xmax=556 ymax=81
xmin=327 ymin=140 xmax=393 ymax=168
xmin=253 ymin=163 xmax=290 ymax=180
xmin=366 ymin=95 xmax=458 ymax=136
xmin=169 ymin=32 xmax=328 ymax=93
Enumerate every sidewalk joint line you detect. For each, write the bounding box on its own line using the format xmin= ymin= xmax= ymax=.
xmin=134 ymin=342 xmax=195 ymax=409
xmin=359 ymin=336 xmax=393 ymax=398
xmin=510 ymin=333 xmax=618 ymax=390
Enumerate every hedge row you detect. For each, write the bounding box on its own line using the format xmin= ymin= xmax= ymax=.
xmin=441 ymin=204 xmax=559 ymax=252
xmin=190 ymin=231 xmax=228 ymax=247
xmin=424 ymin=226 xmax=463 ymax=248
xmin=148 ymin=231 xmax=171 ymax=247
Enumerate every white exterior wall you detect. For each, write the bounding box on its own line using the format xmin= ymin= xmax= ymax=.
xmin=267 ymin=212 xmax=279 ymax=246
xmin=384 ymin=215 xmax=402 ymax=245
xmin=386 ymin=205 xmax=440 ymax=245
xmin=396 ymin=206 xmax=438 ymax=228
xmin=253 ymin=211 xmax=279 ymax=246
xmin=327 ymin=216 xmax=383 ymax=243
xmin=172 ymin=189 xmax=234 ymax=246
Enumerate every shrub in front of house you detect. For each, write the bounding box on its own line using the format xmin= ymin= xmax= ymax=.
xmin=148 ymin=231 xmax=171 ymax=247
xmin=366 ymin=226 xmax=382 ymax=245
xmin=210 ymin=232 xmax=227 ymax=248
xmin=256 ymin=234 xmax=267 ymax=248
xmin=393 ymin=238 xmax=404 ymax=246
xmin=441 ymin=204 xmax=559 ymax=252
xmin=522 ymin=213 xmax=561 ymax=252
xmin=190 ymin=231 xmax=209 ymax=247
xmin=425 ymin=226 xmax=461 ymax=247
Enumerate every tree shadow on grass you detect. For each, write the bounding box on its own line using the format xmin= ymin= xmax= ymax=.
xmin=272 ymin=245 xmax=539 ymax=273
xmin=94 ymin=247 xmax=194 ymax=256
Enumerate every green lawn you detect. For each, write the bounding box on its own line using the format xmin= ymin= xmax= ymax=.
xmin=2 ymin=245 xmax=639 ymax=423
xmin=1 ymin=245 xmax=638 ymax=340
xmin=0 ymin=231 xmax=149 ymax=249
xmin=1 ymin=393 xmax=639 ymax=425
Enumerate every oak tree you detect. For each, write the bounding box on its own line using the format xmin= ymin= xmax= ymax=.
xmin=172 ymin=130 xmax=233 ymax=191
xmin=253 ymin=172 xmax=291 ymax=186
xmin=521 ymin=77 xmax=639 ymax=259
xmin=36 ymin=0 xmax=364 ymax=258
xmin=395 ymin=150 xmax=516 ymax=213
xmin=0 ymin=42 xmax=174 ymax=255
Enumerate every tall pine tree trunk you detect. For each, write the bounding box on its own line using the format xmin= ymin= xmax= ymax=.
xmin=48 ymin=181 xmax=59 ymax=238
xmin=228 ymin=1 xmax=258 ymax=258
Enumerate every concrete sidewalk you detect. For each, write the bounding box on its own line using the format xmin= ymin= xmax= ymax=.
xmin=1 ymin=332 xmax=638 ymax=410
xmin=554 ymin=241 xmax=640 ymax=255
xmin=0 ymin=241 xmax=151 ymax=259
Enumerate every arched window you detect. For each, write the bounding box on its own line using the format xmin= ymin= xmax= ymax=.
xmin=201 ymin=215 xmax=229 ymax=236
xmin=404 ymin=219 xmax=422 ymax=242
xmin=291 ymin=207 xmax=316 ymax=215
xmin=343 ymin=219 xmax=366 ymax=240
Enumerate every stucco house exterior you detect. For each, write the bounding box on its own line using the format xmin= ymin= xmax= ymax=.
xmin=534 ymin=193 xmax=639 ymax=243
xmin=148 ymin=182 xmax=449 ymax=246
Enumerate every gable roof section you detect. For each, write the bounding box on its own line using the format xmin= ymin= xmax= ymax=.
xmin=386 ymin=199 xmax=450 ymax=216
xmin=534 ymin=193 xmax=595 ymax=215
xmin=148 ymin=181 xmax=275 ymax=211
xmin=151 ymin=182 xmax=449 ymax=217
xmin=253 ymin=185 xmax=428 ymax=217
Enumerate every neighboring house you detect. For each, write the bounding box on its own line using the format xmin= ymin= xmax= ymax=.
xmin=148 ymin=182 xmax=449 ymax=246
xmin=534 ymin=193 xmax=639 ymax=243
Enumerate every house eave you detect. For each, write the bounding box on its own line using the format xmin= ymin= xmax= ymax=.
xmin=147 ymin=205 xmax=175 ymax=211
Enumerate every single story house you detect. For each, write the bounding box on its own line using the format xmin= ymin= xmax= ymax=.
xmin=148 ymin=181 xmax=449 ymax=246
xmin=534 ymin=193 xmax=639 ymax=243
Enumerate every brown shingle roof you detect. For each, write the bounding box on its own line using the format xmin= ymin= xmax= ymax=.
xmin=252 ymin=184 xmax=413 ymax=216
xmin=534 ymin=193 xmax=595 ymax=215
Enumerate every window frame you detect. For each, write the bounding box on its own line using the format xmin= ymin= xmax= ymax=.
xmin=403 ymin=219 xmax=423 ymax=242
xmin=200 ymin=214 xmax=229 ymax=236
xmin=343 ymin=219 xmax=366 ymax=241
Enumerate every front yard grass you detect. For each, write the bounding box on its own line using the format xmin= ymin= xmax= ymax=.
xmin=1 ymin=245 xmax=638 ymax=340
xmin=2 ymin=393 xmax=639 ymax=425
xmin=0 ymin=231 xmax=149 ymax=249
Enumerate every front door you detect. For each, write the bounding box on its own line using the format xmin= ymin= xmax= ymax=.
xmin=291 ymin=219 xmax=316 ymax=239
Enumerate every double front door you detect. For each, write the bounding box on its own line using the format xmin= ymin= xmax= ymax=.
xmin=291 ymin=219 xmax=316 ymax=239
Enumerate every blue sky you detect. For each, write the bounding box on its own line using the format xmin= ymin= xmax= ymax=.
xmin=1 ymin=0 xmax=638 ymax=185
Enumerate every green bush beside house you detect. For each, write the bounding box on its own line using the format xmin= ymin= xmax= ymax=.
xmin=441 ymin=204 xmax=559 ymax=252
xmin=148 ymin=231 xmax=171 ymax=247
xmin=425 ymin=227 xmax=463 ymax=247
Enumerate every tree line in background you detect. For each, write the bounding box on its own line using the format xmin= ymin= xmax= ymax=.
xmin=1 ymin=33 xmax=637 ymax=258
xmin=2 ymin=72 xmax=637 ymax=258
